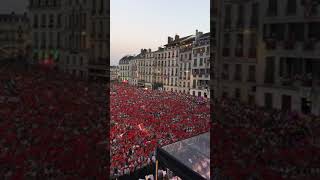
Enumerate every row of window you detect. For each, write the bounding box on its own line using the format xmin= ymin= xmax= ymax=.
xmin=155 ymin=51 xmax=177 ymax=59
xmin=65 ymin=55 xmax=84 ymax=66
xmin=91 ymin=0 xmax=107 ymax=15
xmin=65 ymin=68 xmax=86 ymax=78
xmin=91 ymin=20 xmax=108 ymax=37
xmin=222 ymin=64 xmax=256 ymax=82
xmin=222 ymin=88 xmax=255 ymax=104
xmin=66 ymin=12 xmax=87 ymax=29
xmin=264 ymin=56 xmax=320 ymax=85
xmin=264 ymin=93 xmax=312 ymax=114
xmin=120 ymin=66 xmax=129 ymax=70
xmin=33 ymin=14 xmax=62 ymax=29
xmin=263 ymin=23 xmax=320 ymax=42
xmin=193 ymin=58 xmax=210 ymax=67
xmin=224 ymin=2 xmax=259 ymax=29
xmin=30 ymin=0 xmax=61 ymax=8
xmin=33 ymin=31 xmax=61 ymax=48
xmin=65 ymin=34 xmax=87 ymax=50
xmin=266 ymin=0 xmax=317 ymax=17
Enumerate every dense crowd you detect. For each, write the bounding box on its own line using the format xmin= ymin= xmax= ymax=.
xmin=110 ymin=83 xmax=210 ymax=178
xmin=212 ymin=98 xmax=320 ymax=179
xmin=0 ymin=61 xmax=107 ymax=179
xmin=2 ymin=60 xmax=319 ymax=179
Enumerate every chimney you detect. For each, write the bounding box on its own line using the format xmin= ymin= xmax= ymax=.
xmin=196 ymin=29 xmax=198 ymax=36
xmin=168 ymin=36 xmax=173 ymax=43
xmin=141 ymin=49 xmax=143 ymax=53
xmin=149 ymin=49 xmax=151 ymax=53
xmin=175 ymin=35 xmax=179 ymax=40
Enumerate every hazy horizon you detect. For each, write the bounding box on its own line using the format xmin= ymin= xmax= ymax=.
xmin=111 ymin=0 xmax=210 ymax=66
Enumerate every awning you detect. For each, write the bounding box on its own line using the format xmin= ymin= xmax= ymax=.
xmin=156 ymin=132 xmax=210 ymax=180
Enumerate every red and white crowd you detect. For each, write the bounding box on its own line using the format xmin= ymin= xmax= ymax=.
xmin=110 ymin=83 xmax=210 ymax=177
xmin=0 ymin=61 xmax=107 ymax=179
xmin=2 ymin=60 xmax=319 ymax=179
xmin=212 ymin=98 xmax=320 ymax=179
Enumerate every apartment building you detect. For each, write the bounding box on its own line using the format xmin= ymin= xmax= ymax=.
xmin=136 ymin=49 xmax=148 ymax=87
xmin=144 ymin=49 xmax=154 ymax=88
xmin=214 ymin=0 xmax=320 ymax=115
xmin=88 ymin=0 xmax=109 ymax=81
xmin=177 ymin=35 xmax=194 ymax=94
xmin=162 ymin=35 xmax=186 ymax=92
xmin=110 ymin=65 xmax=119 ymax=81
xmin=119 ymin=55 xmax=133 ymax=81
xmin=29 ymin=0 xmax=109 ymax=81
xmin=61 ymin=0 xmax=89 ymax=79
xmin=257 ymin=0 xmax=320 ymax=115
xmin=154 ymin=47 xmax=165 ymax=89
xmin=28 ymin=0 xmax=63 ymax=65
xmin=118 ymin=30 xmax=211 ymax=98
xmin=215 ymin=0 xmax=259 ymax=104
xmin=0 ymin=12 xmax=31 ymax=60
xmin=191 ymin=31 xmax=210 ymax=98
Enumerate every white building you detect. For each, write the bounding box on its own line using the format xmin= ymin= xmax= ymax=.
xmin=119 ymin=55 xmax=133 ymax=81
xmin=177 ymin=35 xmax=194 ymax=94
xmin=118 ymin=30 xmax=212 ymax=98
xmin=110 ymin=65 xmax=119 ymax=81
xmin=190 ymin=31 xmax=210 ymax=98
xmin=162 ymin=35 xmax=182 ymax=92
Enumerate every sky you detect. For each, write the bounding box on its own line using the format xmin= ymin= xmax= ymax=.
xmin=111 ymin=0 xmax=210 ymax=66
xmin=0 ymin=0 xmax=28 ymax=14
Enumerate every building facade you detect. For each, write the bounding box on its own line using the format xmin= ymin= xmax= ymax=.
xmin=61 ymin=0 xmax=89 ymax=79
xmin=119 ymin=55 xmax=133 ymax=81
xmin=177 ymin=35 xmax=194 ymax=94
xmin=0 ymin=12 xmax=31 ymax=60
xmin=256 ymin=0 xmax=320 ymax=115
xmin=215 ymin=0 xmax=259 ymax=104
xmin=118 ymin=30 xmax=211 ymax=98
xmin=28 ymin=0 xmax=109 ymax=81
xmin=191 ymin=31 xmax=210 ymax=98
xmin=28 ymin=0 xmax=63 ymax=65
xmin=110 ymin=65 xmax=119 ymax=81
xmin=215 ymin=0 xmax=320 ymax=115
xmin=87 ymin=0 xmax=109 ymax=81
